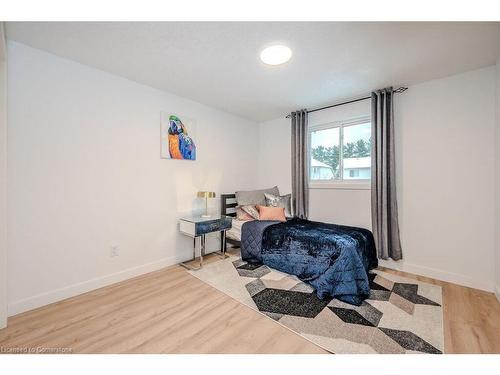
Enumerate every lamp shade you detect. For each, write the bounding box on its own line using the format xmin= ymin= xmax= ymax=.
xmin=197 ymin=191 xmax=216 ymax=198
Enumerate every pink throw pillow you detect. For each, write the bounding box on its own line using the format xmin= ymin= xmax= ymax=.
xmin=256 ymin=205 xmax=286 ymax=222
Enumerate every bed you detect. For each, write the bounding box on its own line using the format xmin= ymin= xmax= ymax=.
xmin=220 ymin=193 xmax=378 ymax=305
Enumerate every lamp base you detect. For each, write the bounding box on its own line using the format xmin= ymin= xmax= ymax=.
xmin=201 ymin=214 xmax=211 ymax=218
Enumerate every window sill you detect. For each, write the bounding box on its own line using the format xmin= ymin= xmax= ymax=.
xmin=309 ymin=182 xmax=371 ymax=190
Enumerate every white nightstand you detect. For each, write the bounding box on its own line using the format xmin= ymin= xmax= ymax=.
xmin=179 ymin=215 xmax=232 ymax=270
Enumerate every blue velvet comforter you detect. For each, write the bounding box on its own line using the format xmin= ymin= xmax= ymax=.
xmin=241 ymin=218 xmax=378 ymax=305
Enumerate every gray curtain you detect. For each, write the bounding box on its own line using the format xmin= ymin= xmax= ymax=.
xmin=371 ymin=88 xmax=402 ymax=260
xmin=291 ymin=109 xmax=309 ymax=219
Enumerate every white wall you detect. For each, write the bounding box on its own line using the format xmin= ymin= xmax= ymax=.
xmin=7 ymin=42 xmax=259 ymax=315
xmin=391 ymin=66 xmax=496 ymax=291
xmin=0 ymin=24 xmax=7 ymax=328
xmin=259 ymin=66 xmax=497 ymax=292
xmin=258 ymin=117 xmax=292 ymax=194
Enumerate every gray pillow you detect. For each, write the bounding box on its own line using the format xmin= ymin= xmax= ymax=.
xmin=265 ymin=193 xmax=293 ymax=218
xmin=235 ymin=186 xmax=279 ymax=206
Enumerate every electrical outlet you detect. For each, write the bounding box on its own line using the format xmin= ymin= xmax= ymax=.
xmin=110 ymin=246 xmax=119 ymax=257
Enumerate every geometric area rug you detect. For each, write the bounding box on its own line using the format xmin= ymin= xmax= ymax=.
xmin=188 ymin=253 xmax=444 ymax=354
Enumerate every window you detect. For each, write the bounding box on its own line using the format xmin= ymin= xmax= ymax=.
xmin=309 ymin=117 xmax=371 ymax=187
xmin=349 ymin=170 xmax=359 ymax=178
xmin=310 ymin=127 xmax=340 ymax=180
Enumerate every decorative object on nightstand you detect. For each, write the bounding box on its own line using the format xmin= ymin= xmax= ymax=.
xmin=179 ymin=215 xmax=232 ymax=270
xmin=197 ymin=191 xmax=216 ymax=217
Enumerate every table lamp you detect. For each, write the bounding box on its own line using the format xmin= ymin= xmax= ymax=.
xmin=197 ymin=191 xmax=216 ymax=217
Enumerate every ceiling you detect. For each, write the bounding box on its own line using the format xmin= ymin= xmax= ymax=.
xmin=6 ymin=22 xmax=500 ymax=122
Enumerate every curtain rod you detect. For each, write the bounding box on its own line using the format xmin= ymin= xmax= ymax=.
xmin=285 ymin=87 xmax=408 ymax=119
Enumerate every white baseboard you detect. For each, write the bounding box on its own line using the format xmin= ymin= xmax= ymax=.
xmin=378 ymin=259 xmax=494 ymax=292
xmin=7 ymin=255 xmax=186 ymax=317
xmin=495 ymin=286 xmax=500 ymax=303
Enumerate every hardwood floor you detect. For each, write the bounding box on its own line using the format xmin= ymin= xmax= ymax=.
xmin=0 ymin=253 xmax=498 ymax=354
xmin=379 ymin=267 xmax=500 ymax=354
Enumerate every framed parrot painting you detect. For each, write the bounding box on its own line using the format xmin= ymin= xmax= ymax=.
xmin=160 ymin=112 xmax=197 ymax=160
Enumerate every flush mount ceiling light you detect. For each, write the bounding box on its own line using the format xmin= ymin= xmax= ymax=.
xmin=259 ymin=45 xmax=292 ymax=65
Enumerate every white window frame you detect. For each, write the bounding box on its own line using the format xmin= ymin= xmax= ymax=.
xmin=308 ymin=115 xmax=371 ymax=190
